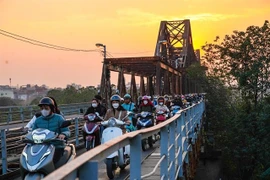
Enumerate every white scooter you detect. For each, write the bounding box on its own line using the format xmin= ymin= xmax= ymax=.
xmin=101 ymin=112 xmax=133 ymax=179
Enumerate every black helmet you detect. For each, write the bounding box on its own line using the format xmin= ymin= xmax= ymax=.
xmin=38 ymin=97 xmax=55 ymax=111
xmin=110 ymin=94 xmax=121 ymax=102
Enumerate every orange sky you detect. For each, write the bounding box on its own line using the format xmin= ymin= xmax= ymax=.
xmin=0 ymin=0 xmax=270 ymax=88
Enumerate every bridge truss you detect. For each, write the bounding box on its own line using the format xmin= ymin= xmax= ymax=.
xmin=99 ymin=19 xmax=201 ymax=103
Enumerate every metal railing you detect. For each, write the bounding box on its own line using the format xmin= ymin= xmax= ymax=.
xmin=43 ymin=100 xmax=205 ymax=180
xmin=0 ymin=102 xmax=91 ymax=124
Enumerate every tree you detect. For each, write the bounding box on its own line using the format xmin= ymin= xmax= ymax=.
xmin=0 ymin=97 xmax=16 ymax=106
xmin=201 ymin=21 xmax=270 ymax=179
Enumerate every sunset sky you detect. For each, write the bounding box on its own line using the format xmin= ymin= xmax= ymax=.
xmin=0 ymin=0 xmax=270 ymax=88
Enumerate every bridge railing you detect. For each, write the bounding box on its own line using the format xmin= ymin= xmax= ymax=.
xmin=44 ymin=100 xmax=205 ymax=180
xmin=0 ymin=102 xmax=91 ymax=124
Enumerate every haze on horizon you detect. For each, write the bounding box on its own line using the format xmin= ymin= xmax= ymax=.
xmin=0 ymin=0 xmax=269 ymax=88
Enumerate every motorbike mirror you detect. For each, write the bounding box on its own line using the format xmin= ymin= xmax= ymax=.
xmin=60 ymin=121 xmax=71 ymax=128
xmin=80 ymin=108 xmax=84 ymax=113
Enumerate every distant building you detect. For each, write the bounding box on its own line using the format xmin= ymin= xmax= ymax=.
xmin=0 ymin=85 xmax=15 ymax=99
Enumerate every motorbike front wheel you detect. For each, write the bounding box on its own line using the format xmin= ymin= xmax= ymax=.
xmin=142 ymin=139 xmax=147 ymax=151
xmin=86 ymin=139 xmax=95 ymax=151
xmin=105 ymin=158 xmax=115 ymax=179
xmin=148 ymin=136 xmax=153 ymax=148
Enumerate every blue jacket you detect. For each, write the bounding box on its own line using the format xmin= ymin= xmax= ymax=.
xmin=33 ymin=113 xmax=70 ymax=138
xmin=122 ymin=102 xmax=135 ymax=112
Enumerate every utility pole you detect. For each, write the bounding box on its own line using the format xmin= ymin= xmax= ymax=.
xmin=96 ymin=43 xmax=111 ymax=108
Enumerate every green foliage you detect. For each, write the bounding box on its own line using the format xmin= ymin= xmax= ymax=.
xmin=30 ymin=86 xmax=97 ymax=105
xmin=0 ymin=97 xmax=17 ymax=106
xmin=200 ymin=20 xmax=270 ymax=180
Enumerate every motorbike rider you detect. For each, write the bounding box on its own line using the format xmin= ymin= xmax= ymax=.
xmin=24 ymin=96 xmax=63 ymax=131
xmin=122 ymin=94 xmax=137 ymax=128
xmin=103 ymin=94 xmax=131 ymax=133
xmin=138 ymin=95 xmax=155 ymax=113
xmin=32 ymin=97 xmax=70 ymax=164
xmin=83 ymin=97 xmax=107 ymax=147
xmin=84 ymin=97 xmax=107 ymax=117
xmin=164 ymin=95 xmax=171 ymax=109
xmin=171 ymin=94 xmax=184 ymax=108
xmin=155 ymin=96 xmax=170 ymax=117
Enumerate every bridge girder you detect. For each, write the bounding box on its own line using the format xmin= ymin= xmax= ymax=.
xmin=99 ymin=19 xmax=201 ymax=106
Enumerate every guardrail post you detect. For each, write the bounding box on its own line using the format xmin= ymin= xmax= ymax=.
xmin=79 ymin=161 xmax=98 ymax=180
xmin=169 ymin=122 xmax=175 ymax=179
xmin=75 ymin=118 xmax=79 ymax=147
xmin=160 ymin=125 xmax=168 ymax=179
xmin=177 ymin=114 xmax=184 ymax=178
xmin=1 ymin=129 xmax=7 ymax=174
xmin=130 ymin=134 xmax=141 ymax=180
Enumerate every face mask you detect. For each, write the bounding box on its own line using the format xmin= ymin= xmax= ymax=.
xmin=41 ymin=109 xmax=50 ymax=117
xmin=112 ymin=103 xmax=119 ymax=109
xmin=159 ymin=102 xmax=164 ymax=106
xmin=92 ymin=103 xmax=97 ymax=108
xmin=143 ymin=100 xmax=148 ymax=105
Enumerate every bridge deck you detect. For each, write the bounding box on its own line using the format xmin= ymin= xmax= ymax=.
xmin=140 ymin=147 xmax=161 ymax=179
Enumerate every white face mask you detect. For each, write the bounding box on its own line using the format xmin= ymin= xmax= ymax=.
xmin=159 ymin=102 xmax=164 ymax=106
xmin=41 ymin=109 xmax=50 ymax=117
xmin=92 ymin=103 xmax=97 ymax=108
xmin=143 ymin=100 xmax=148 ymax=105
xmin=112 ymin=103 xmax=119 ymax=109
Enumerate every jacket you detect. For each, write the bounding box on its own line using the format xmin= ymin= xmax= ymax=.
xmin=104 ymin=108 xmax=130 ymax=123
xmin=33 ymin=113 xmax=70 ymax=138
xmin=139 ymin=99 xmax=154 ymax=113
xmin=122 ymin=102 xmax=135 ymax=112
xmin=84 ymin=103 xmax=107 ymax=117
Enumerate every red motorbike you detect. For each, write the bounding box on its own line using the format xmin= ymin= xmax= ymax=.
xmin=155 ymin=110 xmax=168 ymax=125
xmin=82 ymin=113 xmax=103 ymax=150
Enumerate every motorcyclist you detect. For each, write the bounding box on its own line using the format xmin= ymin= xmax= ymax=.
xmin=122 ymin=94 xmax=136 ymax=128
xmin=24 ymin=96 xmax=63 ymax=131
xmin=171 ymin=94 xmax=184 ymax=108
xmin=164 ymin=95 xmax=171 ymax=109
xmin=84 ymin=97 xmax=107 ymax=117
xmin=138 ymin=95 xmax=155 ymax=113
xmin=103 ymin=94 xmax=131 ymax=133
xmin=83 ymin=97 xmax=107 ymax=147
xmin=155 ymin=96 xmax=170 ymax=116
xmin=32 ymin=97 xmax=70 ymax=164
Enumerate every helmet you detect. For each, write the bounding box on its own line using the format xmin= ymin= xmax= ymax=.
xmin=124 ymin=93 xmax=131 ymax=99
xmin=164 ymin=95 xmax=169 ymax=99
xmin=38 ymin=97 xmax=55 ymax=110
xmin=110 ymin=94 xmax=121 ymax=102
xmin=158 ymin=96 xmax=165 ymax=102
xmin=142 ymin=95 xmax=149 ymax=100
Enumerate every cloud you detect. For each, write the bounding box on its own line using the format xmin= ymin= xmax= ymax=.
xmin=116 ymin=8 xmax=168 ymax=26
xmin=181 ymin=13 xmax=243 ymax=21
xmin=116 ymin=8 xmax=245 ymax=26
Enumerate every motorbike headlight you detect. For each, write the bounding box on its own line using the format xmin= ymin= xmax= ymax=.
xmin=88 ymin=114 xmax=96 ymax=121
xmin=108 ymin=118 xmax=116 ymax=127
xmin=33 ymin=134 xmax=46 ymax=143
xmin=141 ymin=112 xmax=147 ymax=118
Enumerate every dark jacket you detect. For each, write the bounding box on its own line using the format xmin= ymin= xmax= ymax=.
xmin=139 ymin=100 xmax=155 ymax=113
xmin=172 ymin=99 xmax=184 ymax=107
xmin=84 ymin=103 xmax=107 ymax=117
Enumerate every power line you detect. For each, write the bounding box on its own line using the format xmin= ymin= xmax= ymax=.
xmin=0 ymin=28 xmax=154 ymax=55
xmin=0 ymin=29 xmax=98 ymax=52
